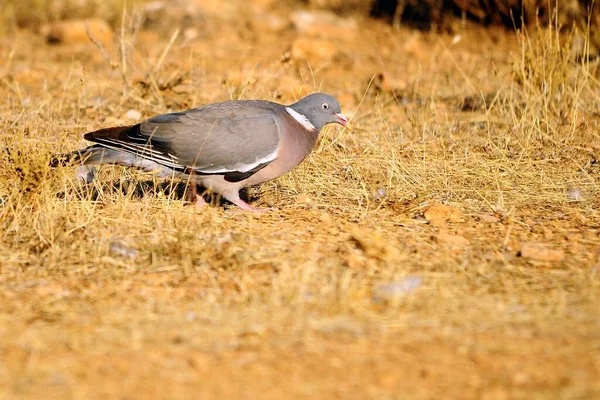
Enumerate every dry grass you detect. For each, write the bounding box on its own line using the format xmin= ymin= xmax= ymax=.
xmin=1 ymin=2 xmax=600 ymax=399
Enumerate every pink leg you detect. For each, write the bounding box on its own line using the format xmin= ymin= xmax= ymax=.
xmin=195 ymin=194 xmax=208 ymax=208
xmin=185 ymin=179 xmax=208 ymax=208
xmin=231 ymin=198 xmax=270 ymax=213
xmin=223 ymin=191 xmax=269 ymax=213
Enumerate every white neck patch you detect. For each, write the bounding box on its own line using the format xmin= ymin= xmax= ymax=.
xmin=286 ymin=107 xmax=316 ymax=132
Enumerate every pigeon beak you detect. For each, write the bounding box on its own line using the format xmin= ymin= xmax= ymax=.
xmin=335 ymin=113 xmax=352 ymax=131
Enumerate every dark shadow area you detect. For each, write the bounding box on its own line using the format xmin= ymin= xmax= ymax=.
xmin=367 ymin=0 xmax=591 ymax=30
xmin=56 ymin=179 xmax=256 ymax=209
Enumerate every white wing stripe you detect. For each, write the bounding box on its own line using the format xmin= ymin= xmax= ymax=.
xmin=195 ymin=147 xmax=278 ymax=173
xmin=94 ymin=138 xmax=179 ymax=162
xmin=93 ymin=138 xmax=278 ymax=174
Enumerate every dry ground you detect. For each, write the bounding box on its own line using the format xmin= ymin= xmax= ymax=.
xmin=1 ymin=3 xmax=600 ymax=399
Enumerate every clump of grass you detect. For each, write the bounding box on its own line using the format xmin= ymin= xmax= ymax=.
xmin=0 ymin=3 xmax=599 ymax=398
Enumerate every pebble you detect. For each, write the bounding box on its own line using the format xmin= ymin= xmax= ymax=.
xmin=109 ymin=241 xmax=138 ymax=259
xmin=125 ymin=109 xmax=142 ymax=121
xmin=374 ymin=187 xmax=387 ymax=200
xmin=291 ymin=10 xmax=357 ymax=38
xmin=319 ymin=212 xmax=332 ymax=225
xmin=519 ymin=242 xmax=565 ymax=263
xmin=479 ymin=214 xmax=500 ymax=224
xmin=296 ymin=193 xmax=313 ymax=205
xmin=435 ymin=232 xmax=470 ymax=247
xmin=567 ymin=188 xmax=584 ymax=201
xmin=374 ymin=276 xmax=423 ymax=300
xmin=424 ymin=203 xmax=463 ymax=223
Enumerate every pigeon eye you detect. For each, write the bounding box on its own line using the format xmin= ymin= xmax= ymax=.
xmin=321 ymin=103 xmax=330 ymax=110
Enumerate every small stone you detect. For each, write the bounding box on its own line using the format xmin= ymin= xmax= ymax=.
xmin=125 ymin=109 xmax=142 ymax=121
xmin=296 ymin=193 xmax=313 ymax=204
xmin=184 ymin=28 xmax=200 ymax=41
xmin=319 ymin=212 xmax=332 ymax=225
xmin=186 ymin=311 xmax=197 ymax=321
xmin=479 ymin=214 xmax=500 ymax=224
xmin=374 ymin=187 xmax=387 ymax=200
xmin=374 ymin=276 xmax=422 ymax=300
xmin=428 ymin=217 xmax=448 ymax=229
xmin=109 ymin=241 xmax=138 ymax=259
xmin=435 ymin=232 xmax=470 ymax=247
xmin=255 ymin=13 xmax=290 ymax=32
xmin=519 ymin=242 xmax=565 ymax=263
xmin=424 ymin=203 xmax=463 ymax=223
xmin=291 ymin=10 xmax=357 ymax=39
xmin=567 ymin=188 xmax=584 ymax=201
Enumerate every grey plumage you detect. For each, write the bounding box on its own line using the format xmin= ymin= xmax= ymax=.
xmin=54 ymin=93 xmax=350 ymax=211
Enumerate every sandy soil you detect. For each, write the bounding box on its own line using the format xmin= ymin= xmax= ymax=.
xmin=1 ymin=2 xmax=599 ymax=399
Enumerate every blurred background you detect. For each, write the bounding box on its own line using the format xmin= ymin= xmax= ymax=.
xmin=2 ymin=0 xmax=599 ymax=45
xmin=1 ymin=1 xmax=599 ymax=399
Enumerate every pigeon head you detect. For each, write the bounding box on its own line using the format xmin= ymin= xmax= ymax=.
xmin=289 ymin=93 xmax=351 ymax=132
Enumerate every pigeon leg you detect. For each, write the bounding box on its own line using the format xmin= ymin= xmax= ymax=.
xmin=232 ymin=198 xmax=269 ymax=213
xmin=184 ymin=172 xmax=207 ymax=208
xmin=223 ymin=191 xmax=269 ymax=213
xmin=195 ymin=193 xmax=207 ymax=207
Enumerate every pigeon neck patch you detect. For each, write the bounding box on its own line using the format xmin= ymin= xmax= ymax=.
xmin=285 ymin=107 xmax=316 ymax=132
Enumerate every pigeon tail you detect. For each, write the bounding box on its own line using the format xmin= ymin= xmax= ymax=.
xmin=49 ymin=145 xmax=123 ymax=167
xmin=50 ymin=125 xmax=142 ymax=167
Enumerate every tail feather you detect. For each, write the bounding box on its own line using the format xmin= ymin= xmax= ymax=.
xmin=84 ymin=125 xmax=136 ymax=142
xmin=50 ymin=145 xmax=124 ymax=167
xmin=50 ymin=125 xmax=139 ymax=168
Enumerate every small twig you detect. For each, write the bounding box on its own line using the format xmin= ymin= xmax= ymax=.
xmin=85 ymin=23 xmax=112 ymax=65
xmin=154 ymin=29 xmax=180 ymax=75
xmin=119 ymin=7 xmax=129 ymax=99
xmin=85 ymin=20 xmax=129 ymax=99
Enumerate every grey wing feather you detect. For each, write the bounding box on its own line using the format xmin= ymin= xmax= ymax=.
xmin=140 ymin=101 xmax=283 ymax=173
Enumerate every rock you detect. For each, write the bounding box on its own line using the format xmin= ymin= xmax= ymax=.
xmin=479 ymin=214 xmax=500 ymax=224
xmin=424 ymin=203 xmax=463 ymax=228
xmin=42 ymin=19 xmax=113 ymax=46
xmin=435 ymin=232 xmax=470 ymax=247
xmin=184 ymin=27 xmax=200 ymax=41
xmin=319 ymin=212 xmax=332 ymax=225
xmin=373 ymin=187 xmax=387 ymax=201
xmin=253 ymin=13 xmax=290 ymax=32
xmin=567 ymin=188 xmax=584 ymax=201
xmin=125 ymin=109 xmax=142 ymax=121
xmin=296 ymin=193 xmax=313 ymax=205
xmin=290 ymin=37 xmax=337 ymax=64
xmin=374 ymin=276 xmax=422 ymax=300
xmin=291 ymin=10 xmax=357 ymax=39
xmin=519 ymin=242 xmax=565 ymax=263
xmin=109 ymin=241 xmax=138 ymax=259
